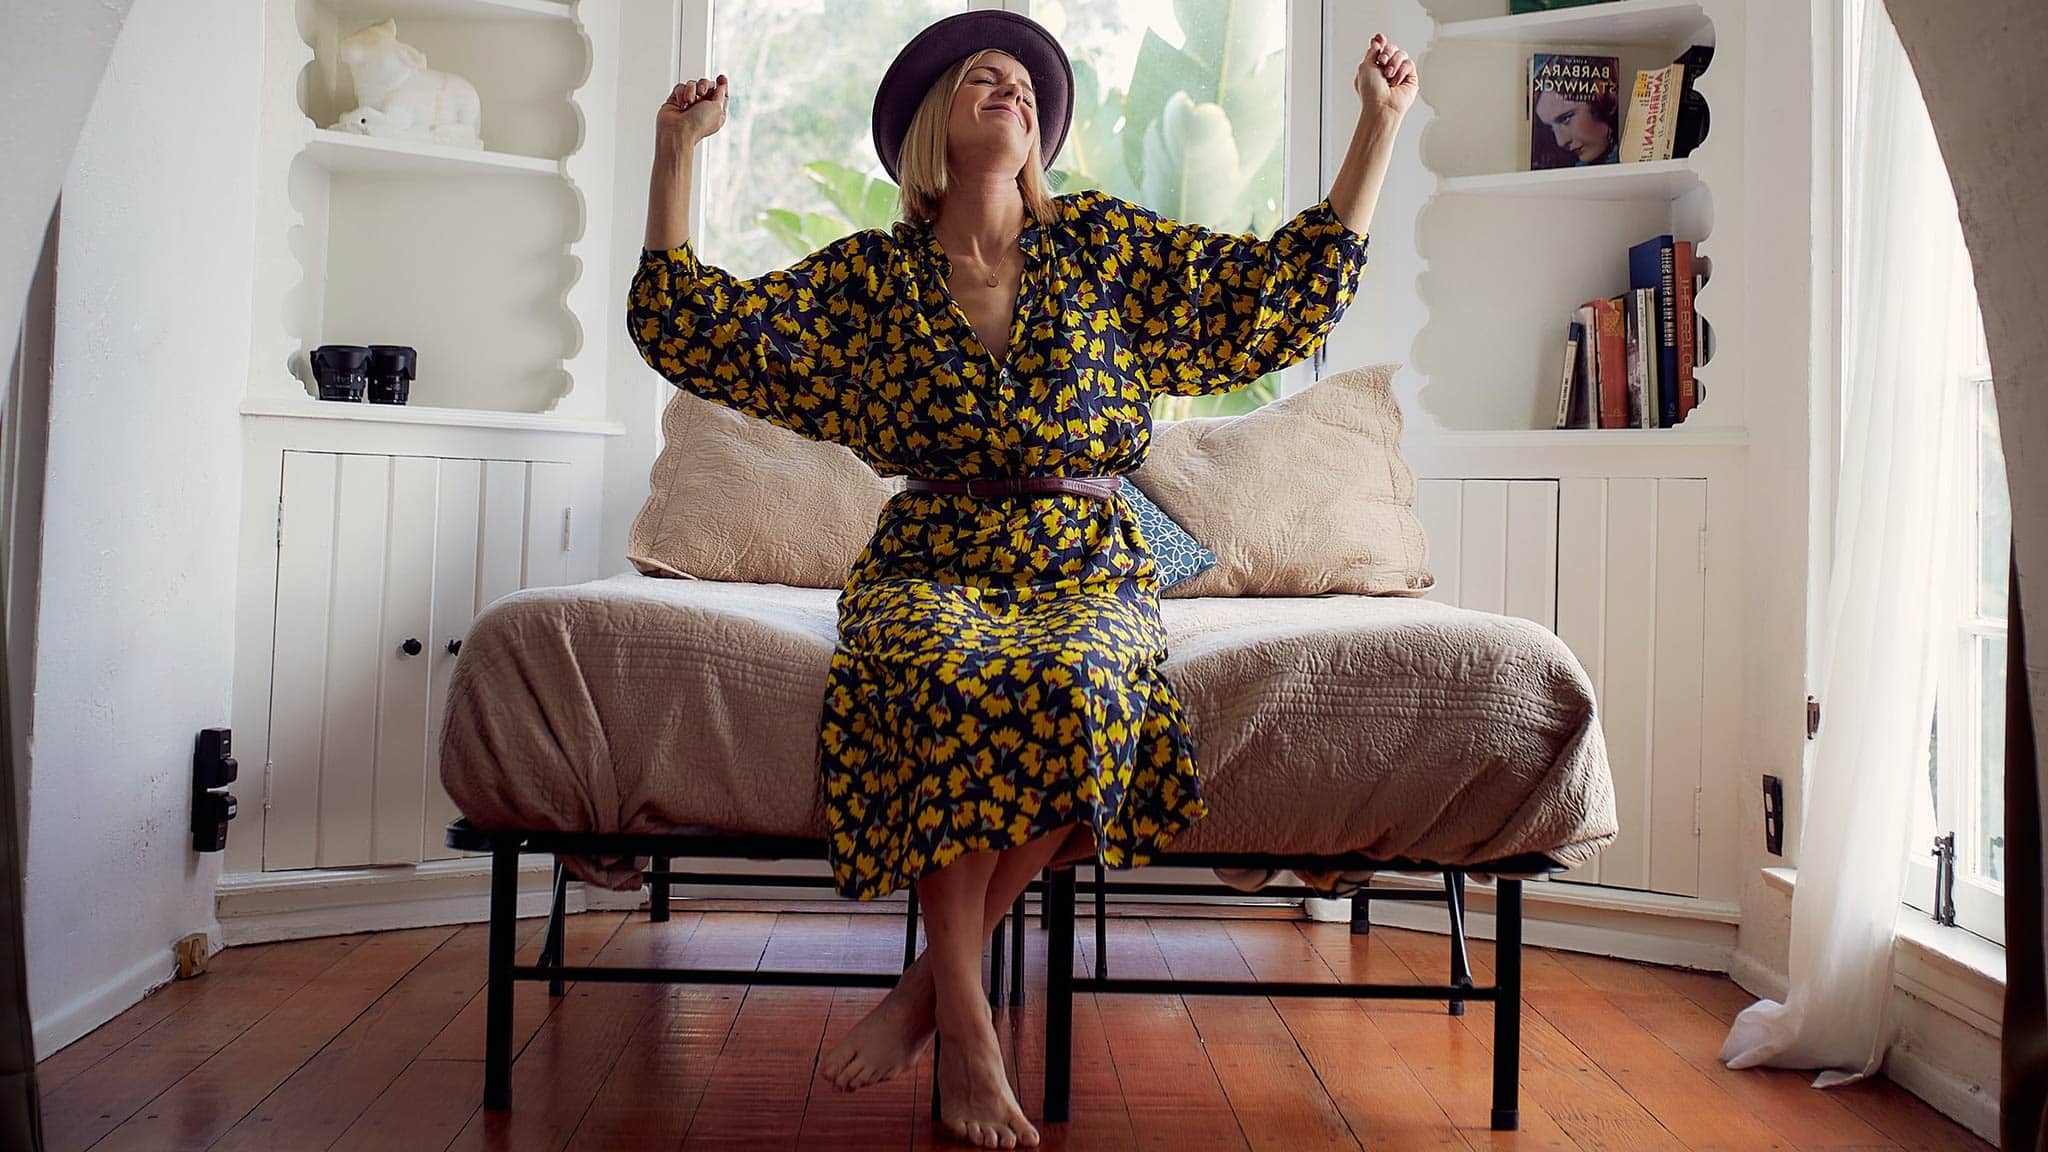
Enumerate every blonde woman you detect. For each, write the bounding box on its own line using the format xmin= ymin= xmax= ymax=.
xmin=631 ymin=12 xmax=1416 ymax=1147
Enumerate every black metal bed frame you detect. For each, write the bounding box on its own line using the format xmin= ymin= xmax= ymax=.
xmin=446 ymin=819 xmax=1554 ymax=1131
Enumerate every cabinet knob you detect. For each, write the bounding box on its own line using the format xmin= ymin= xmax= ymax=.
xmin=446 ymin=639 xmax=462 ymax=656
xmin=400 ymin=638 xmax=423 ymax=657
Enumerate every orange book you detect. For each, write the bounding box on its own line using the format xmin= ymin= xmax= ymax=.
xmin=1594 ymin=296 xmax=1628 ymax=428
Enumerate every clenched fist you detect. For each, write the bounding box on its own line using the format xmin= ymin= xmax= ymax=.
xmin=1356 ymin=34 xmax=1418 ymax=118
xmin=657 ymin=75 xmax=729 ymax=156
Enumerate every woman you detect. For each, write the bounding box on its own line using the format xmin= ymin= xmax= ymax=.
xmin=630 ymin=12 xmax=1416 ymax=1147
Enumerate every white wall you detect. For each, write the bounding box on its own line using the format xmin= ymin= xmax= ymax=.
xmin=24 ymin=0 xmax=261 ymax=1056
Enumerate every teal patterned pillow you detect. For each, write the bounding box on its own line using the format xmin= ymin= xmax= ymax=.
xmin=1120 ymin=482 xmax=1217 ymax=589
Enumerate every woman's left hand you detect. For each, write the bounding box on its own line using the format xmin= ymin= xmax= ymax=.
xmin=1356 ymin=33 xmax=1418 ymax=118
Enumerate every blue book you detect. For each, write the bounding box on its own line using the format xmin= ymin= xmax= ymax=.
xmin=1628 ymin=235 xmax=1680 ymax=427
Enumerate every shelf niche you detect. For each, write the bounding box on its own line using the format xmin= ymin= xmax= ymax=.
xmin=1413 ymin=0 xmax=1719 ymax=432
xmin=282 ymin=0 xmax=587 ymax=414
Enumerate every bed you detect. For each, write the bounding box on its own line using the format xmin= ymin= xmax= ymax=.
xmin=437 ymin=571 xmax=1616 ymax=1130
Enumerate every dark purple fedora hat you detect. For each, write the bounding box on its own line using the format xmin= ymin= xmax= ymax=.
xmin=871 ymin=10 xmax=1073 ymax=183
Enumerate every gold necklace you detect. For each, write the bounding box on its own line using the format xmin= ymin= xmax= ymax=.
xmin=944 ymin=233 xmax=1019 ymax=288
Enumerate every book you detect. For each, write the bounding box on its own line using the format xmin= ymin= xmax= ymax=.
xmin=1628 ymin=287 xmax=1659 ymax=429
xmin=1594 ymin=296 xmax=1627 ymax=429
xmin=1621 ymin=64 xmax=1684 ymax=163
xmin=1629 ymin=235 xmax=1680 ymax=426
xmin=1674 ymin=240 xmax=1698 ymax=420
xmin=1529 ymin=54 xmax=1622 ymax=170
xmin=1573 ymin=303 xmax=1598 ymax=428
xmin=1555 ymin=323 xmax=1583 ymax=430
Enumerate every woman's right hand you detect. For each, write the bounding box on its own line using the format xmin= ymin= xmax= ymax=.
xmin=657 ymin=76 xmax=728 ymax=156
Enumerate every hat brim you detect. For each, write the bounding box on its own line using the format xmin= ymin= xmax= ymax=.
xmin=871 ymin=11 xmax=1073 ymax=184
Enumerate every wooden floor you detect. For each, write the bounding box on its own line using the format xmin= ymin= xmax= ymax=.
xmin=36 ymin=903 xmax=1990 ymax=1152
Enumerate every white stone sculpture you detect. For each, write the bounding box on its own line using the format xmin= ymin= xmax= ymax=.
xmin=331 ymin=19 xmax=483 ymax=149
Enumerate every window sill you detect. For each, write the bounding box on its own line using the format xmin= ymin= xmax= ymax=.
xmin=1760 ymin=866 xmax=2003 ymax=1035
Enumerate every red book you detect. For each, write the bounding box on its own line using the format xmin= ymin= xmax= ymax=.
xmin=1674 ymin=241 xmax=1698 ymax=420
xmin=1594 ymin=296 xmax=1628 ymax=428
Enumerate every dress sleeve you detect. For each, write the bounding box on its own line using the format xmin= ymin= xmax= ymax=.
xmin=1098 ymin=194 xmax=1371 ymax=398
xmin=626 ymin=231 xmax=874 ymax=444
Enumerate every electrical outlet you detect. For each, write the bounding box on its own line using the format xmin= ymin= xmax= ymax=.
xmin=192 ymin=727 xmax=238 ymax=853
xmin=1762 ymin=775 xmax=1785 ymax=856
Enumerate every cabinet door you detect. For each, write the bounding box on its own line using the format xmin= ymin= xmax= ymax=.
xmin=266 ymin=452 xmax=581 ymax=871
xmin=1415 ymin=477 xmax=1708 ymax=897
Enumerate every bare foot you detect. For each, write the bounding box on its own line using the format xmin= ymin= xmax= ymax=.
xmin=935 ymin=1008 xmax=1039 ymax=1148
xmin=822 ymin=954 xmax=937 ymax=1091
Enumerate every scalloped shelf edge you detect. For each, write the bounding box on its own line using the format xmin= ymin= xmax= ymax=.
xmin=302 ymin=128 xmax=562 ymax=178
xmin=243 ymin=394 xmax=625 ymax=436
xmin=1436 ymin=157 xmax=1701 ymax=201
xmin=1436 ymin=0 xmax=1715 ymax=48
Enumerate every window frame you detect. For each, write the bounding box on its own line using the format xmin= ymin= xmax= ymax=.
xmin=675 ymin=0 xmax=1330 ymax=399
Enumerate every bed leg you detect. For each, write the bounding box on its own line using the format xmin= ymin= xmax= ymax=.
xmin=1009 ymin=892 xmax=1026 ymax=1006
xmin=1044 ymin=866 xmax=1075 ymax=1124
xmin=1350 ymin=885 xmax=1372 ymax=936
xmin=648 ymin=855 xmax=670 ymax=923
xmin=1444 ymin=871 xmax=1472 ymax=1017
xmin=1093 ymin=860 xmax=1108 ymax=981
xmin=544 ymin=859 xmax=568 ymax=998
xmin=904 ymin=885 xmax=920 ymax=970
xmin=1491 ymin=878 xmax=1523 ymax=1131
xmin=989 ymin=914 xmax=1007 ymax=1010
xmin=484 ymin=842 xmax=519 ymax=1110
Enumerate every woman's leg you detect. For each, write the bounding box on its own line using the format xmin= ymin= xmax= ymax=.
xmin=917 ymin=848 xmax=1040 ymax=1148
xmin=824 ymin=824 xmax=1092 ymax=1094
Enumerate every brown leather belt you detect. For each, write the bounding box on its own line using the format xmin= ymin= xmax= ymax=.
xmin=904 ymin=475 xmax=1124 ymax=501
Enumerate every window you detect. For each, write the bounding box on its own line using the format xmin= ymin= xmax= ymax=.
xmin=689 ymin=0 xmax=1314 ymax=420
xmin=1906 ymin=320 xmax=2009 ymax=944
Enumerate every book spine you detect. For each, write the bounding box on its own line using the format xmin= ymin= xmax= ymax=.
xmin=1624 ymin=290 xmax=1645 ymax=428
xmin=1556 ymin=324 xmax=1583 ymax=430
xmin=1574 ymin=303 xmax=1597 ymax=428
xmin=1655 ymin=64 xmax=1684 ymax=160
xmin=1675 ymin=240 xmax=1698 ymax=419
xmin=1597 ymin=297 xmax=1627 ymax=428
xmin=1658 ymin=241 xmax=1679 ymax=426
xmin=1633 ymin=287 xmax=1658 ymax=429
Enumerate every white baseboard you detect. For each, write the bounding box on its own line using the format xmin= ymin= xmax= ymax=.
xmin=1334 ymin=875 xmax=1741 ymax=971
xmin=1886 ymin=1035 xmax=2000 ymax=1144
xmin=33 ymin=948 xmax=179 ymax=1060
xmin=1727 ymin=950 xmax=1789 ymax=1003
xmin=217 ymin=857 xmax=600 ymax=945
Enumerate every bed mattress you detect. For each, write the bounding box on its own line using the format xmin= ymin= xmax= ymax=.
xmin=439 ymin=574 xmax=1616 ymax=889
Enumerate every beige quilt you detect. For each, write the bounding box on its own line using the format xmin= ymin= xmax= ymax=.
xmin=439 ymin=575 xmax=1616 ymax=891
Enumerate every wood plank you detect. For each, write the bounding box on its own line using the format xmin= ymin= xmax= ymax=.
xmin=1649 ymin=479 xmax=1708 ymax=896
xmin=265 ymin=452 xmax=340 ymax=872
xmin=87 ymin=926 xmax=452 ymax=1152
xmin=317 ymin=453 xmax=395 ymax=868
xmin=521 ymin=460 xmax=571 ymax=590
xmin=1504 ymin=480 xmax=1560 ymax=631
xmin=209 ymin=923 xmax=491 ymax=1152
xmin=1555 ymin=478 xmax=1608 ymax=886
xmin=1459 ymin=480 xmax=1510 ymax=616
xmin=422 ymin=458 xmax=481 ymax=861
xmin=1093 ymin=921 xmax=1245 ymax=1152
xmin=329 ymin=1056 xmax=480 ymax=1152
xmin=477 ymin=459 xmax=527 ymax=612
xmin=564 ymin=983 xmax=746 ymax=1152
xmin=372 ymin=454 xmax=438 ymax=865
xmin=419 ymin=911 xmax=627 ymax=1062
xmin=444 ymin=915 xmax=699 ymax=1152
xmin=34 ymin=942 xmax=280 ymax=1092
xmin=1415 ymin=480 xmax=1463 ymax=606
xmin=1597 ymin=478 xmax=1660 ymax=891
xmin=1828 ymin=1077 xmax=1997 ymax=1152
xmin=676 ymin=913 xmax=833 ymax=1151
xmin=39 ymin=935 xmax=366 ymax=1152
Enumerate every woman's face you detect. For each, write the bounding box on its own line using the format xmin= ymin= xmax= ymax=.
xmin=945 ymin=51 xmax=1037 ymax=174
xmin=1535 ymin=90 xmax=1612 ymax=163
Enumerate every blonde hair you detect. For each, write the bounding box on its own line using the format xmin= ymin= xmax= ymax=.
xmin=896 ymin=49 xmax=1058 ymax=226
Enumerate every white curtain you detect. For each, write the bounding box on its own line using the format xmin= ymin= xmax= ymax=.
xmin=1719 ymin=0 xmax=1974 ymax=1086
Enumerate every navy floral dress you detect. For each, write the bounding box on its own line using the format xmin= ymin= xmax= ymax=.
xmin=628 ymin=188 xmax=1370 ymax=900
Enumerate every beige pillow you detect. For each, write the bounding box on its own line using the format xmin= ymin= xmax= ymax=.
xmin=628 ymin=389 xmax=899 ymax=587
xmin=1135 ymin=362 xmax=1434 ymax=597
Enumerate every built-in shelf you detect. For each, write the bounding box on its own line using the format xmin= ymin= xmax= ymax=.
xmin=1436 ymin=157 xmax=1700 ymax=201
xmin=301 ymin=128 xmax=560 ymax=179
xmin=1417 ymin=424 xmax=1753 ymax=446
xmin=325 ymin=0 xmax=575 ymax=24
xmin=243 ymin=395 xmax=625 ymax=437
xmin=1411 ymin=427 xmax=1748 ymax=450
xmin=1436 ymin=0 xmax=1713 ymax=47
